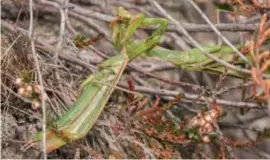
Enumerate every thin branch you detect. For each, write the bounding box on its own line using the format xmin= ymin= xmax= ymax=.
xmin=28 ymin=0 xmax=47 ymax=157
xmin=31 ymin=1 xmax=258 ymax=33
xmin=68 ymin=11 xmax=111 ymax=41
xmin=1 ymin=34 xmax=21 ymax=60
xmin=219 ymin=122 xmax=262 ymax=132
xmin=53 ymin=0 xmax=68 ymax=82
xmin=71 ymin=2 xmax=257 ymax=32
xmin=186 ymin=0 xmax=249 ymax=64
xmin=9 ymin=105 xmax=42 ymax=121
xmin=149 ymin=23 xmax=258 ymax=34
xmin=1 ymin=83 xmax=33 ymax=104
xmin=36 ymin=44 xmax=97 ymax=71
xmin=118 ymin=82 xmax=263 ymax=109
xmin=65 ymin=6 xmax=76 ymax=36
xmin=148 ymin=0 xmax=270 ymax=79
xmin=1 ymin=20 xmax=97 ymax=72
xmin=216 ymin=82 xmax=254 ymax=95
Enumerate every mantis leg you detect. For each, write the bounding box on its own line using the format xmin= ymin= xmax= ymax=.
xmin=51 ymin=55 xmax=130 ymax=130
xmin=111 ymin=7 xmax=168 ymax=60
xmin=52 ymin=77 xmax=101 ymax=130
xmin=125 ymin=17 xmax=169 ymax=60
xmin=32 ymin=54 xmax=129 ymax=152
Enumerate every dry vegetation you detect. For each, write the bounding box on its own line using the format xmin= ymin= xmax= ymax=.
xmin=1 ymin=0 xmax=270 ymax=159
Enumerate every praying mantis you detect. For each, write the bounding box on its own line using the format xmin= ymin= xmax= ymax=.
xmin=31 ymin=7 xmax=262 ymax=152
xmin=31 ymin=7 xmax=168 ymax=152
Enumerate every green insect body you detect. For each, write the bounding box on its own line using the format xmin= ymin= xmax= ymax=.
xmin=128 ymin=43 xmax=252 ymax=77
xmin=31 ymin=6 xmax=267 ymax=153
xmin=32 ymin=7 xmax=169 ymax=152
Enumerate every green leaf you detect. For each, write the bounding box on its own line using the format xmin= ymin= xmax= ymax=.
xmin=1 ymin=25 xmax=5 ymax=34
xmin=262 ymin=128 xmax=270 ymax=138
xmin=240 ymin=108 xmax=250 ymax=115
xmin=191 ymin=135 xmax=200 ymax=142
xmin=74 ymin=35 xmax=86 ymax=42
xmin=21 ymin=70 xmax=32 ymax=83
xmin=213 ymin=1 xmax=234 ymax=12
xmin=155 ymin=124 xmax=165 ymax=133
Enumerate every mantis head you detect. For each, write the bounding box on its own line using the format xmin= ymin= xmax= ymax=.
xmin=110 ymin=7 xmax=133 ymax=51
xmin=110 ymin=7 xmax=168 ymax=60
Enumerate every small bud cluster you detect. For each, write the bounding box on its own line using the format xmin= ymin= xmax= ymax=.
xmin=187 ymin=106 xmax=223 ymax=143
xmin=14 ymin=78 xmax=46 ymax=110
xmin=132 ymin=97 xmax=225 ymax=158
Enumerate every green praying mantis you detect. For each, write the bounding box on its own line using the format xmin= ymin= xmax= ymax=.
xmin=30 ymin=7 xmax=258 ymax=152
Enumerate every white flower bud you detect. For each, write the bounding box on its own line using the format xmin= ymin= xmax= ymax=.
xmin=201 ymin=123 xmax=214 ymax=134
xmin=18 ymin=88 xmax=25 ymax=96
xmin=23 ymin=89 xmax=31 ymax=98
xmin=199 ymin=118 xmax=206 ymax=126
xmin=202 ymin=135 xmax=210 ymax=143
xmin=33 ymin=84 xmax=41 ymax=94
xmin=210 ymin=111 xmax=217 ymax=118
xmin=32 ymin=100 xmax=40 ymax=110
xmin=26 ymin=85 xmax=33 ymax=92
xmin=204 ymin=114 xmax=213 ymax=122
xmin=189 ymin=118 xmax=199 ymax=128
xmin=15 ymin=78 xmax=23 ymax=86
